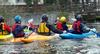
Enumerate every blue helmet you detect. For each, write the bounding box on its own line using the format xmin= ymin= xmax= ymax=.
xmin=0 ymin=16 xmax=4 ymax=22
xmin=42 ymin=15 xmax=48 ymax=21
xmin=14 ymin=15 xmax=21 ymax=23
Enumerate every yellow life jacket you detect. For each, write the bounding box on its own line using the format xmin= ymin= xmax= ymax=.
xmin=37 ymin=22 xmax=50 ymax=35
xmin=0 ymin=23 xmax=9 ymax=35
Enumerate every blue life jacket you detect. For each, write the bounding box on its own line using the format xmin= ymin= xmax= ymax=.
xmin=12 ymin=24 xmax=25 ymax=37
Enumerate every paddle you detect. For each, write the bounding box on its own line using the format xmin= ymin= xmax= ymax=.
xmin=24 ymin=26 xmax=33 ymax=39
xmin=89 ymin=28 xmax=99 ymax=38
xmin=24 ymin=32 xmax=33 ymax=39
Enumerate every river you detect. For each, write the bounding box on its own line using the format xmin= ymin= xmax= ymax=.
xmin=0 ymin=37 xmax=100 ymax=54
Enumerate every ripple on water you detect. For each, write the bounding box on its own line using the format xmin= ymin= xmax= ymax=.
xmin=0 ymin=38 xmax=100 ymax=54
xmin=49 ymin=38 xmax=100 ymax=54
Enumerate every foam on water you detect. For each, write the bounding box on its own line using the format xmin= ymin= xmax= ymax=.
xmin=0 ymin=37 xmax=100 ymax=54
xmin=49 ymin=38 xmax=100 ymax=54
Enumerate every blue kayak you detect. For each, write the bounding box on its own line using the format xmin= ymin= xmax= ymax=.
xmin=60 ymin=31 xmax=96 ymax=39
xmin=96 ymin=33 xmax=100 ymax=37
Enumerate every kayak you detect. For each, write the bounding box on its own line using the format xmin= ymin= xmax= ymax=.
xmin=0 ymin=34 xmax=13 ymax=42
xmin=11 ymin=33 xmax=54 ymax=43
xmin=60 ymin=31 xmax=96 ymax=39
xmin=96 ymin=33 xmax=100 ymax=37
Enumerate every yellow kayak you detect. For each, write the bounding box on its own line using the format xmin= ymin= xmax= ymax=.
xmin=0 ymin=34 xmax=13 ymax=42
xmin=11 ymin=33 xmax=54 ymax=43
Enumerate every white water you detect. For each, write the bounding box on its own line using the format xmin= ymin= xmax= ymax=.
xmin=0 ymin=38 xmax=100 ymax=54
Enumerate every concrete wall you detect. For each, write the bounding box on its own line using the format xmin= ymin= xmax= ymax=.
xmin=0 ymin=0 xmax=44 ymax=5
xmin=87 ymin=23 xmax=100 ymax=32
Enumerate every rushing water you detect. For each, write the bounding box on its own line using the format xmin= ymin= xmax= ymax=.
xmin=50 ymin=38 xmax=100 ymax=54
xmin=0 ymin=37 xmax=100 ymax=54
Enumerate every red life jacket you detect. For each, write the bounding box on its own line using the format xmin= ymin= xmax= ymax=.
xmin=12 ymin=23 xmax=20 ymax=32
xmin=0 ymin=23 xmax=11 ymax=35
xmin=56 ymin=21 xmax=63 ymax=30
xmin=12 ymin=23 xmax=25 ymax=37
xmin=73 ymin=21 xmax=81 ymax=33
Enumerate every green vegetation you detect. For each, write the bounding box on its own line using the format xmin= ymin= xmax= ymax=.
xmin=24 ymin=0 xmax=32 ymax=7
xmin=44 ymin=0 xmax=56 ymax=5
xmin=57 ymin=12 xmax=69 ymax=19
xmin=96 ymin=16 xmax=100 ymax=19
xmin=96 ymin=16 xmax=100 ymax=21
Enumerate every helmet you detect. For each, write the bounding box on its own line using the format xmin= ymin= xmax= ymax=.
xmin=0 ymin=16 xmax=4 ymax=22
xmin=42 ymin=14 xmax=48 ymax=22
xmin=14 ymin=15 xmax=21 ymax=23
xmin=57 ymin=17 xmax=60 ymax=20
xmin=60 ymin=16 xmax=67 ymax=23
xmin=28 ymin=19 xmax=34 ymax=23
xmin=76 ymin=14 xmax=82 ymax=20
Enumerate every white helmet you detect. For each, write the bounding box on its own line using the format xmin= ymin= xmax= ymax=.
xmin=28 ymin=19 xmax=34 ymax=23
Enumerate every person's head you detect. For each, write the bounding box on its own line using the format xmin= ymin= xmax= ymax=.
xmin=0 ymin=16 xmax=4 ymax=23
xmin=14 ymin=15 xmax=21 ymax=24
xmin=60 ymin=16 xmax=67 ymax=23
xmin=42 ymin=14 xmax=48 ymax=22
xmin=75 ymin=14 xmax=82 ymax=21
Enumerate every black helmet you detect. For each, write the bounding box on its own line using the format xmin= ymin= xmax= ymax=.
xmin=75 ymin=14 xmax=82 ymax=20
xmin=42 ymin=14 xmax=48 ymax=22
xmin=0 ymin=16 xmax=4 ymax=23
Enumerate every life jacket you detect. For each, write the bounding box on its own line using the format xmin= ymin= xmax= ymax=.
xmin=56 ymin=21 xmax=63 ymax=30
xmin=37 ymin=22 xmax=50 ymax=35
xmin=73 ymin=21 xmax=81 ymax=33
xmin=0 ymin=23 xmax=9 ymax=35
xmin=12 ymin=23 xmax=25 ymax=37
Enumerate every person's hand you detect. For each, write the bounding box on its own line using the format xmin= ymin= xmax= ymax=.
xmin=24 ymin=33 xmax=29 ymax=39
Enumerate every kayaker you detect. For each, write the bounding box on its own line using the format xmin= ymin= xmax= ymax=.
xmin=71 ymin=14 xmax=90 ymax=34
xmin=56 ymin=16 xmax=68 ymax=32
xmin=37 ymin=14 xmax=63 ymax=35
xmin=12 ymin=15 xmax=27 ymax=38
xmin=27 ymin=19 xmax=35 ymax=32
xmin=56 ymin=17 xmax=63 ymax=31
xmin=0 ymin=16 xmax=11 ymax=35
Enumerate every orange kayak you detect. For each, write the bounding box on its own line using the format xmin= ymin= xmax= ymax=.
xmin=11 ymin=33 xmax=54 ymax=43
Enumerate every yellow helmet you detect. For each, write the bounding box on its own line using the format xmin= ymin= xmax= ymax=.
xmin=60 ymin=16 xmax=67 ymax=23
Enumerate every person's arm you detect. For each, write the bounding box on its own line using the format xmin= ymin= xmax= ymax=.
xmin=81 ymin=23 xmax=90 ymax=32
xmin=4 ymin=24 xmax=11 ymax=33
xmin=62 ymin=23 xmax=68 ymax=32
xmin=46 ymin=23 xmax=63 ymax=34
